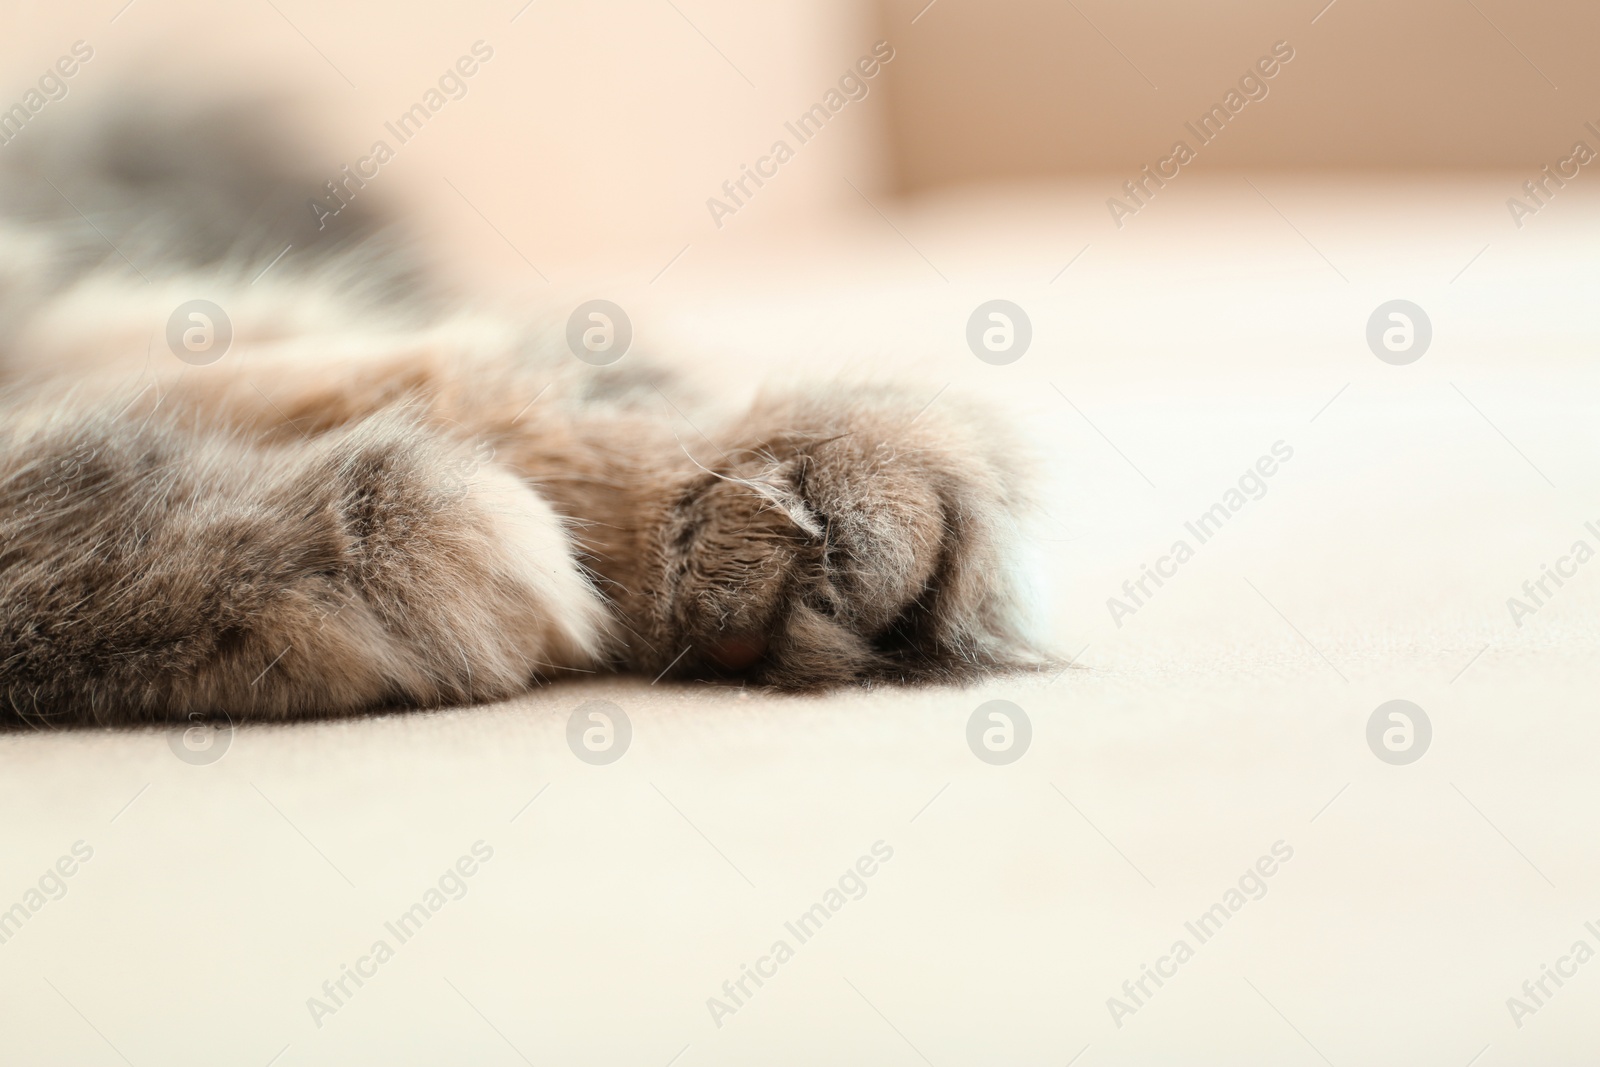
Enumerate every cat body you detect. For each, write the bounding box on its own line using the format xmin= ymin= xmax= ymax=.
xmin=0 ymin=104 xmax=1043 ymax=726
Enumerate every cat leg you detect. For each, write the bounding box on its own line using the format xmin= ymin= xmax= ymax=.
xmin=0 ymin=404 xmax=607 ymax=725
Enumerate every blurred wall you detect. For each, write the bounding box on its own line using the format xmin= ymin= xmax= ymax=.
xmin=1 ymin=0 xmax=894 ymax=269
xmin=873 ymin=0 xmax=1600 ymax=190
xmin=5 ymin=0 xmax=1593 ymax=274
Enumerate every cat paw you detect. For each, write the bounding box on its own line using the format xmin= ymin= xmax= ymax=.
xmin=625 ymin=386 xmax=1044 ymax=688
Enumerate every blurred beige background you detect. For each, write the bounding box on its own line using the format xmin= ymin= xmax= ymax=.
xmin=875 ymin=0 xmax=1599 ymax=186
xmin=6 ymin=0 xmax=1592 ymax=272
xmin=4 ymin=0 xmax=892 ymax=272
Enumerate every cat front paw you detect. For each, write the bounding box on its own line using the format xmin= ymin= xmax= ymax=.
xmin=627 ymin=386 xmax=1044 ymax=688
